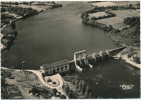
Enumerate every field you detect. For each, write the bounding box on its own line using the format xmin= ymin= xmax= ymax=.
xmin=90 ymin=2 xmax=116 ymax=7
xmin=10 ymin=5 xmax=49 ymax=12
xmin=97 ymin=9 xmax=140 ymax=29
xmin=3 ymin=70 xmax=46 ymax=99
xmin=113 ymin=1 xmax=139 ymax=6
xmin=89 ymin=1 xmax=139 ymax=7
xmin=111 ymin=9 xmax=140 ymax=18
xmin=88 ymin=12 xmax=107 ymax=19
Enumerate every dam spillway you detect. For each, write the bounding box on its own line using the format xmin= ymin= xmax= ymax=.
xmin=74 ymin=47 xmax=126 ymax=72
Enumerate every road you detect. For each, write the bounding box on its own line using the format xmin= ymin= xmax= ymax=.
xmin=1 ymin=67 xmax=68 ymax=99
xmin=28 ymin=70 xmax=69 ymax=99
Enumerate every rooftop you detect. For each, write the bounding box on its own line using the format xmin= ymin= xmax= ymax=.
xmin=42 ymin=59 xmax=69 ymax=69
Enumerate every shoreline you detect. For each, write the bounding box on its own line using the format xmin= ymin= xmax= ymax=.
xmin=117 ymin=54 xmax=140 ymax=69
xmin=81 ymin=4 xmax=140 ymax=68
xmin=1 ymin=2 xmax=140 ymax=69
xmin=1 ymin=3 xmax=62 ymax=50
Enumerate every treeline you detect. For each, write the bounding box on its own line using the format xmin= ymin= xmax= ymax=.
xmin=1 ymin=2 xmax=19 ymax=5
xmin=81 ymin=3 xmax=140 ymax=21
xmin=63 ymin=76 xmax=92 ymax=99
xmin=81 ymin=7 xmax=116 ymax=26
xmin=6 ymin=6 xmax=38 ymax=16
xmin=91 ymin=11 xmax=116 ymax=20
xmin=1 ymin=7 xmax=7 ymax=12
xmin=1 ymin=6 xmax=39 ymax=27
xmin=29 ymin=87 xmax=66 ymax=99
xmin=124 ymin=17 xmax=140 ymax=26
xmin=1 ymin=13 xmax=15 ymax=26
xmin=1 ymin=22 xmax=17 ymax=48
xmin=124 ymin=16 xmax=140 ymax=36
xmin=1 ymin=69 xmax=13 ymax=99
xmin=81 ymin=4 xmax=139 ymax=17
xmin=109 ymin=16 xmax=140 ymax=47
xmin=51 ymin=4 xmax=62 ymax=8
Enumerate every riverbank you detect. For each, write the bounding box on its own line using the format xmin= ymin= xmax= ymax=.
xmin=1 ymin=6 xmax=39 ymax=50
xmin=117 ymin=45 xmax=140 ymax=69
xmin=1 ymin=1 xmax=63 ymax=50
xmin=81 ymin=1 xmax=140 ymax=67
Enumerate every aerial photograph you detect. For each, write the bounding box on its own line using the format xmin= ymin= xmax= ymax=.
xmin=1 ymin=0 xmax=140 ymax=99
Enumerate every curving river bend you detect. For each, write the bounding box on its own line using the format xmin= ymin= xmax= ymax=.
xmin=2 ymin=2 xmax=118 ymax=69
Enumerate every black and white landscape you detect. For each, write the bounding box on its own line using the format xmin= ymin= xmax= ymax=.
xmin=1 ymin=1 xmax=140 ymax=99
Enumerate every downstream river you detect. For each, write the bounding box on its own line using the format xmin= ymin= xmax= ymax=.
xmin=2 ymin=2 xmax=118 ymax=69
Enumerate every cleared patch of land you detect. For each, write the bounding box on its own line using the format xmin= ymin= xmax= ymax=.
xmin=97 ymin=9 xmax=140 ymax=29
xmin=111 ymin=9 xmax=140 ymax=18
xmin=5 ymin=70 xmax=46 ymax=99
xmin=88 ymin=12 xmax=107 ymax=19
xmin=113 ymin=1 xmax=139 ymax=6
xmin=10 ymin=5 xmax=48 ymax=12
xmin=89 ymin=1 xmax=139 ymax=7
xmin=90 ymin=2 xmax=116 ymax=7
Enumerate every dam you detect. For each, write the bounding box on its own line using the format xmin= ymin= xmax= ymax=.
xmin=74 ymin=46 xmax=125 ymax=71
xmin=40 ymin=47 xmax=126 ymax=75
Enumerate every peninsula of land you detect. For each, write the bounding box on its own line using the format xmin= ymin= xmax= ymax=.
xmin=81 ymin=1 xmax=140 ymax=67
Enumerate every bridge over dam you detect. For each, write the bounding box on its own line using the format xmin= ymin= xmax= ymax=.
xmin=40 ymin=47 xmax=125 ymax=76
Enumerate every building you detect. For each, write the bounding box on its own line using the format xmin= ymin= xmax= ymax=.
xmin=40 ymin=59 xmax=69 ymax=76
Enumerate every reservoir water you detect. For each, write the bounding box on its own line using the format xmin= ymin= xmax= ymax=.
xmin=2 ymin=2 xmax=118 ymax=69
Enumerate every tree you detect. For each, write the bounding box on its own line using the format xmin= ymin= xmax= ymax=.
xmin=123 ymin=17 xmax=139 ymax=26
xmin=1 ymin=78 xmax=6 ymax=86
xmin=52 ymin=1 xmax=56 ymax=5
xmin=78 ymin=80 xmax=82 ymax=91
xmin=88 ymin=92 xmax=92 ymax=98
xmin=11 ymin=22 xmax=15 ymax=28
xmin=1 ymin=8 xmax=6 ymax=12
xmin=136 ymin=3 xmax=140 ymax=8
xmin=29 ymin=86 xmax=40 ymax=96
xmin=81 ymin=80 xmax=85 ymax=95
xmin=133 ymin=55 xmax=140 ymax=64
xmin=65 ymin=84 xmax=70 ymax=93
xmin=21 ymin=61 xmax=25 ymax=72
xmin=108 ymin=25 xmax=113 ymax=31
xmin=68 ymin=90 xmax=73 ymax=98
xmin=60 ymin=95 xmax=66 ymax=99
xmin=52 ymin=89 xmax=58 ymax=96
xmin=129 ymin=4 xmax=133 ymax=11
xmin=85 ymin=85 xmax=90 ymax=97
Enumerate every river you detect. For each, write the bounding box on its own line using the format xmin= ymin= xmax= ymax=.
xmin=2 ymin=2 xmax=118 ymax=69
